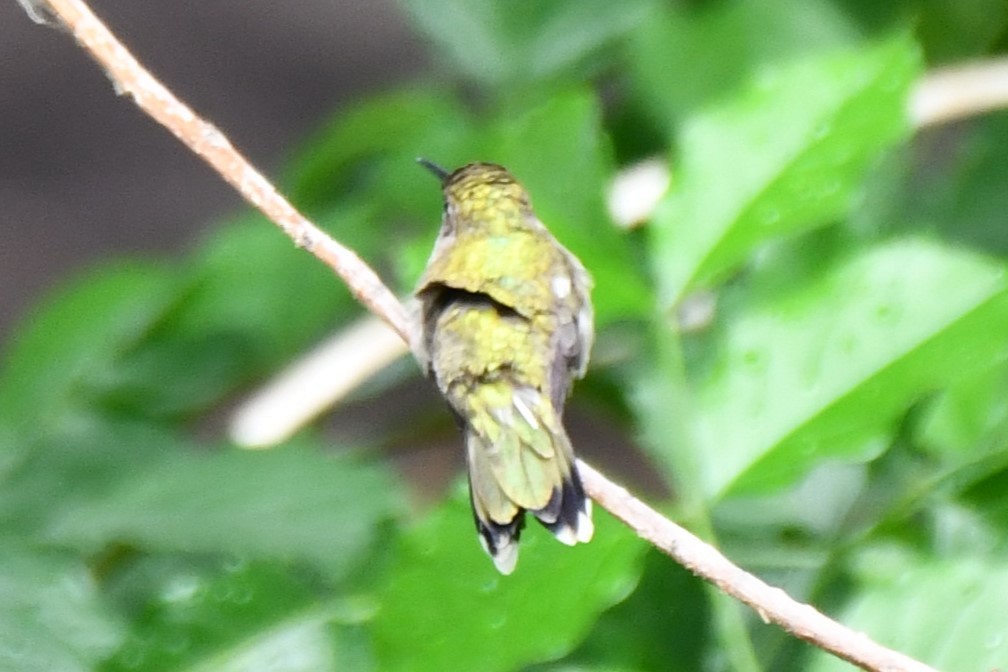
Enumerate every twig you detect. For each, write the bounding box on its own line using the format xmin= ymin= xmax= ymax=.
xmin=20 ymin=2 xmax=941 ymax=671
xmin=910 ymin=57 xmax=1008 ymax=129
xmin=230 ymin=314 xmax=410 ymax=447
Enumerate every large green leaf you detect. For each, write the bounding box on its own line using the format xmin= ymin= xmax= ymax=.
xmin=397 ymin=0 xmax=655 ymax=87
xmin=174 ymin=215 xmax=351 ymax=362
xmin=807 ymin=545 xmax=1008 ymax=671
xmin=689 ymin=239 xmax=1008 ymax=499
xmin=0 ymin=263 xmax=180 ymax=430
xmin=99 ymin=561 xmax=361 ymax=672
xmin=2 ymin=419 xmax=402 ymax=579
xmin=627 ymin=0 xmax=858 ymax=126
xmin=560 ymin=550 xmax=711 ymax=672
xmin=0 ymin=550 xmax=123 ymax=672
xmin=372 ymin=488 xmax=645 ymax=672
xmin=651 ymin=35 xmax=920 ymax=305
xmin=46 ymin=441 xmax=402 ymax=578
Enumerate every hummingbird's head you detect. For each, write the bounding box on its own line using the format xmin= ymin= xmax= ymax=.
xmin=418 ymin=160 xmax=533 ymax=234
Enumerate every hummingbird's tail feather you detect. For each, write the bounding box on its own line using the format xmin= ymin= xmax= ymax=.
xmin=535 ymin=464 xmax=594 ymax=546
xmin=465 ymin=384 xmax=594 ymax=573
xmin=467 ymin=434 xmax=525 ymax=574
xmin=474 ymin=509 xmax=523 ymax=575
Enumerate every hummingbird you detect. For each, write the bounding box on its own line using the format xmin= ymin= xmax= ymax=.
xmin=414 ymin=160 xmax=595 ymax=574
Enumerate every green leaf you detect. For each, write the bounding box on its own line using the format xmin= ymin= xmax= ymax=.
xmin=87 ymin=331 xmax=256 ymax=420
xmin=2 ymin=419 xmax=402 ymax=578
xmin=174 ymin=215 xmax=350 ymax=369
xmin=100 ymin=561 xmax=354 ymax=672
xmin=397 ymin=0 xmax=655 ymax=87
xmin=807 ymin=546 xmax=1008 ymax=671
xmin=917 ymin=358 xmax=1008 ymax=459
xmin=562 ymin=550 xmax=710 ymax=671
xmin=46 ymin=440 xmax=402 ymax=578
xmin=627 ymin=0 xmax=858 ymax=125
xmin=690 ymin=239 xmax=1008 ymax=499
xmin=0 ymin=263 xmax=179 ymax=430
xmin=651 ymin=34 xmax=921 ymax=305
xmin=0 ymin=420 xmax=166 ymax=536
xmin=285 ymin=88 xmax=473 ymax=215
xmin=840 ymin=0 xmax=1008 ymax=62
xmin=373 ymin=488 xmax=646 ymax=672
xmin=0 ymin=549 xmax=123 ymax=672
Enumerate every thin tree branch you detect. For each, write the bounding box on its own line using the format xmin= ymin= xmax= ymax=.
xmin=910 ymin=57 xmax=1008 ymax=129
xmin=20 ymin=2 xmax=941 ymax=671
xmin=230 ymin=315 xmax=408 ymax=448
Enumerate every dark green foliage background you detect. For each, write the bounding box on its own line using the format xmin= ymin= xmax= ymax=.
xmin=3 ymin=1 xmax=1008 ymax=670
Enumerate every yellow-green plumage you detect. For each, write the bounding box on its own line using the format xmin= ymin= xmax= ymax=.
xmin=415 ymin=161 xmax=594 ymax=574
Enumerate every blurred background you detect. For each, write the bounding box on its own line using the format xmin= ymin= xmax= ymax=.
xmin=0 ymin=0 xmax=425 ymax=337
xmin=4 ymin=2 xmax=1008 ymax=671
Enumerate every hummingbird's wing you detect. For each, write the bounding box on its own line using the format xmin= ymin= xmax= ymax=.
xmin=546 ymin=241 xmax=594 ymax=411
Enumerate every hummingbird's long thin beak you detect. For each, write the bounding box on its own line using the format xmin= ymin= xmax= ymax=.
xmin=416 ymin=157 xmax=451 ymax=183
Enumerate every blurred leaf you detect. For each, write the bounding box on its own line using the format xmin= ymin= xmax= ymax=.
xmin=285 ymin=88 xmax=473 ymax=216
xmin=628 ymin=0 xmax=858 ymax=126
xmin=963 ymin=466 xmax=1008 ymax=532
xmin=918 ymin=359 xmax=1008 ymax=459
xmin=1 ymin=419 xmax=401 ymax=579
xmin=838 ymin=0 xmax=1008 ymax=62
xmin=173 ymin=215 xmax=350 ymax=369
xmin=690 ymin=239 xmax=1008 ymax=499
xmin=45 ymin=438 xmax=402 ymax=579
xmin=715 ymin=462 xmax=869 ymax=541
xmin=373 ymin=488 xmax=645 ymax=672
xmin=0 ymin=215 xmax=361 ymax=427
xmin=0 ymin=550 xmax=122 ymax=672
xmin=398 ymin=0 xmax=655 ymax=87
xmin=651 ymin=34 xmax=920 ymax=304
xmin=560 ymin=550 xmax=710 ymax=672
xmin=100 ymin=561 xmax=352 ymax=672
xmin=807 ymin=546 xmax=1008 ymax=671
xmin=905 ymin=0 xmax=1008 ymax=61
xmin=0 ymin=263 xmax=179 ymax=430
xmin=0 ymin=420 xmax=165 ymax=536
xmin=87 ymin=331 xmax=254 ymax=420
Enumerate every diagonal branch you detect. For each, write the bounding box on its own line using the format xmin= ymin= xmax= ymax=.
xmin=17 ymin=0 xmax=416 ymax=351
xmin=19 ymin=1 xmax=939 ymax=671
